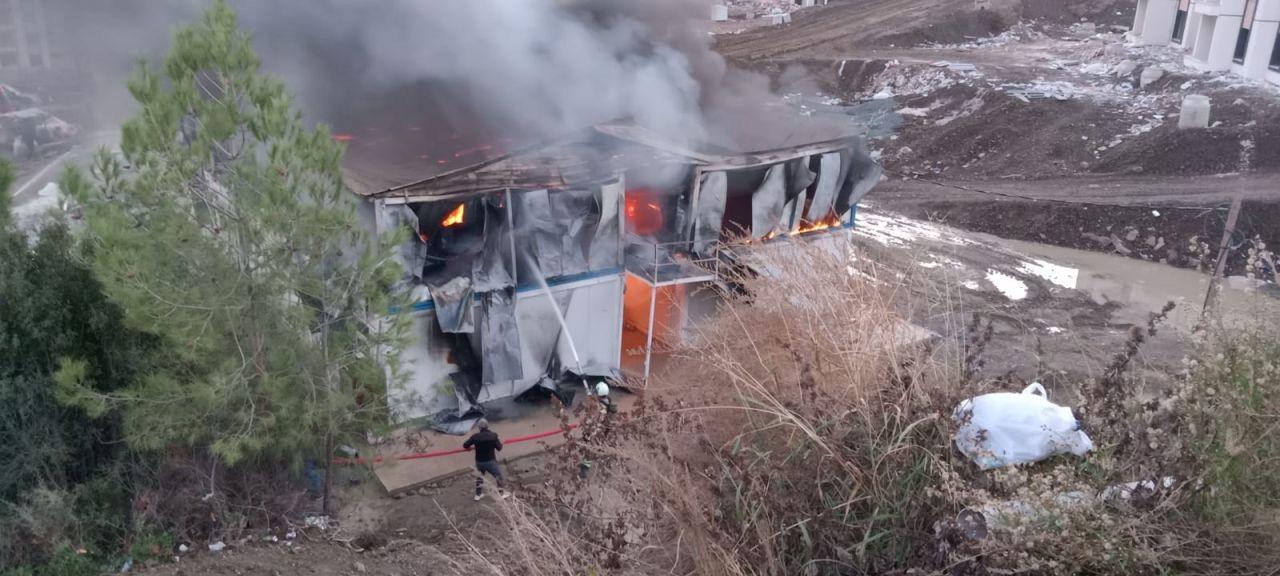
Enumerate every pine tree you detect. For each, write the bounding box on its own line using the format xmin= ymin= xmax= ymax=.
xmin=59 ymin=1 xmax=406 ymax=468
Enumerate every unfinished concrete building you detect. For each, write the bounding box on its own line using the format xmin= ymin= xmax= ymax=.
xmin=1134 ymin=0 xmax=1280 ymax=86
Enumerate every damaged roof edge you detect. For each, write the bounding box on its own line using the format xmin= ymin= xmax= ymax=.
xmin=596 ymin=123 xmax=861 ymax=170
xmin=354 ymin=122 xmax=864 ymax=202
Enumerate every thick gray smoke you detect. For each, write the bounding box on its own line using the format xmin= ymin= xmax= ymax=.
xmin=59 ymin=0 xmax=758 ymax=150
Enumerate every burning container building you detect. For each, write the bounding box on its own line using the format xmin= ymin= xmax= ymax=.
xmin=341 ymin=114 xmax=880 ymax=427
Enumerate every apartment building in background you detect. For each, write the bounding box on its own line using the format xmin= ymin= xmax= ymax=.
xmin=0 ymin=0 xmax=70 ymax=71
xmin=1131 ymin=0 xmax=1280 ymax=86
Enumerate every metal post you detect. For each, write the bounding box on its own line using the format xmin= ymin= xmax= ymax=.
xmin=643 ymin=280 xmax=658 ymax=386
xmin=505 ymin=188 xmax=518 ymax=397
xmin=505 ymin=189 xmax=517 ymax=286
xmin=1202 ymin=196 xmax=1243 ymax=316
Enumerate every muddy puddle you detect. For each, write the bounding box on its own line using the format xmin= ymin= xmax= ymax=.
xmin=1000 ymin=237 xmax=1280 ymax=333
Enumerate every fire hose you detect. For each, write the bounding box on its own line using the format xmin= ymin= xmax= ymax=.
xmin=332 ymin=423 xmax=579 ymax=466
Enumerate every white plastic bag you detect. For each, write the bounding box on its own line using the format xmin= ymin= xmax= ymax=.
xmin=954 ymin=383 xmax=1093 ymax=470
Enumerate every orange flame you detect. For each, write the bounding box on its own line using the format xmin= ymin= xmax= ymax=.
xmin=795 ymin=214 xmax=843 ymax=235
xmin=764 ymin=214 xmax=844 ymax=241
xmin=625 ymin=189 xmax=665 ymax=236
xmin=442 ymin=203 xmax=466 ymax=228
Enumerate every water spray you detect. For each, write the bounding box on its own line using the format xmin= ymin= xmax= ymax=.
xmin=520 ymin=250 xmax=591 ymax=396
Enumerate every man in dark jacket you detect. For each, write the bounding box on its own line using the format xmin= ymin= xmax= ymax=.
xmin=463 ymin=419 xmax=508 ymax=501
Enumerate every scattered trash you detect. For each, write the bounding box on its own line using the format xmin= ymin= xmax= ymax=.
xmin=1113 ymin=59 xmax=1138 ymax=76
xmin=931 ymin=60 xmax=977 ymax=72
xmin=285 ymin=529 xmax=298 ymax=541
xmin=305 ymin=515 xmax=331 ymax=531
xmin=1101 ymin=476 xmax=1177 ymax=502
xmin=872 ymin=89 xmax=894 ymax=100
xmin=958 ymin=490 xmax=1091 ymax=538
xmin=954 ymin=383 xmax=1094 ymax=469
xmin=120 ymin=558 xmax=133 ymax=573
xmin=208 ymin=541 xmax=227 ymax=552
xmin=178 ymin=544 xmax=189 ymax=553
xmin=1151 ymin=210 xmax=1161 ymax=217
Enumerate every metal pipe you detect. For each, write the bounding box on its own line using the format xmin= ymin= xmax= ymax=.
xmin=643 ymin=280 xmax=658 ymax=386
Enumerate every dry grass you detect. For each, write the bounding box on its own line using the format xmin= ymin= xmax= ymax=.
xmin=450 ymin=239 xmax=1280 ymax=575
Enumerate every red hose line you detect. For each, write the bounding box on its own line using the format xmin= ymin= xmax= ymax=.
xmin=334 ymin=423 xmax=579 ymax=466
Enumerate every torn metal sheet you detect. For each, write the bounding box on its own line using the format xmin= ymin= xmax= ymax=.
xmin=590 ymin=181 xmax=622 ymax=270
xmin=471 ymin=197 xmax=515 ymax=292
xmin=513 ymin=189 xmax=561 ymax=279
xmin=550 ymin=189 xmax=596 ymax=277
xmin=833 ymin=140 xmax=882 ymax=218
xmin=805 ymin=152 xmax=842 ymax=221
xmin=427 ymin=276 xmax=474 ymax=333
xmin=751 ymin=165 xmax=787 ymax=239
xmin=480 ymin=288 xmax=523 ymax=384
xmin=449 ymin=330 xmax=484 ymax=406
xmin=779 ymin=156 xmax=813 ymax=233
xmin=693 ymin=171 xmax=727 ymax=254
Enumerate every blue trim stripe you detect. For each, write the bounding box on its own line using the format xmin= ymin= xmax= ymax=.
xmin=391 ymin=267 xmax=624 ymax=314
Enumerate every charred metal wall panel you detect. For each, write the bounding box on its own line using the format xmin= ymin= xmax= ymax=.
xmin=693 ymin=171 xmax=727 ymax=254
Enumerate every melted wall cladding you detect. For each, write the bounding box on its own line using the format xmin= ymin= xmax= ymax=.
xmin=750 ymin=164 xmax=787 ymax=239
xmin=693 ymin=171 xmax=727 ymax=254
xmin=480 ymin=288 xmax=523 ymax=385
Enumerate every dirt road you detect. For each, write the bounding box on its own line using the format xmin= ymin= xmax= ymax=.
xmin=716 ymin=0 xmax=1131 ymax=61
xmin=878 ymin=173 xmax=1280 ymax=206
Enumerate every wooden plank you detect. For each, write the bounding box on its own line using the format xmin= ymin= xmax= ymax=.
xmin=373 ymin=395 xmax=637 ymax=495
xmin=1202 ymin=196 xmax=1243 ymax=315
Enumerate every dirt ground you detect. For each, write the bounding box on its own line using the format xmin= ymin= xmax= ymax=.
xmin=715 ymin=0 xmax=1134 ymax=61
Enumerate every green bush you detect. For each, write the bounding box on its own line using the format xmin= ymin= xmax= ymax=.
xmin=130 ymin=530 xmax=175 ymax=566
xmin=74 ymin=476 xmax=132 ymax=558
xmin=36 ymin=546 xmax=98 ymax=576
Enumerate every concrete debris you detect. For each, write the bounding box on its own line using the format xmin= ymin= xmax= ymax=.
xmin=1111 ymin=236 xmax=1133 ymax=255
xmin=1113 ymin=60 xmax=1138 ymax=77
xmin=1125 ymin=229 xmax=1139 ymax=242
xmin=1003 ymin=82 xmax=1074 ymax=101
xmin=1103 ymin=43 xmax=1127 ymax=58
xmin=872 ymin=90 xmax=894 ymax=100
xmin=1139 ymin=66 xmax=1164 ymax=89
xmin=1081 ymin=62 xmax=1110 ymax=75
xmin=1178 ymin=95 xmax=1211 ymax=129
xmin=932 ymin=60 xmax=977 ymax=72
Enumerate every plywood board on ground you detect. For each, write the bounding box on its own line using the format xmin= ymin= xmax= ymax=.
xmin=374 ymin=395 xmax=635 ymax=495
